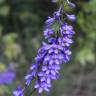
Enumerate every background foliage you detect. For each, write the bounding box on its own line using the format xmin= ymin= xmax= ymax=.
xmin=0 ymin=0 xmax=96 ymax=96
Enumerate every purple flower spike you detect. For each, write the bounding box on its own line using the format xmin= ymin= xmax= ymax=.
xmin=24 ymin=22 xmax=75 ymax=94
xmin=14 ymin=0 xmax=75 ymax=95
xmin=13 ymin=86 xmax=24 ymax=96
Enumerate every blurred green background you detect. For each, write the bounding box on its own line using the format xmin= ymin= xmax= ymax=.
xmin=0 ymin=0 xmax=96 ymax=96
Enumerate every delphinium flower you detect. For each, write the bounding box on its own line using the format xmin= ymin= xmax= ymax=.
xmin=13 ymin=0 xmax=76 ymax=95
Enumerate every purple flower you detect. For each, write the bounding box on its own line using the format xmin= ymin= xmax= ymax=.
xmin=35 ymin=45 xmax=48 ymax=63
xmin=44 ymin=28 xmax=54 ymax=39
xmin=13 ymin=86 xmax=24 ymax=96
xmin=45 ymin=10 xmax=61 ymax=28
xmin=25 ymin=64 xmax=38 ymax=85
xmin=66 ymin=0 xmax=76 ymax=8
xmin=68 ymin=2 xmax=76 ymax=8
xmin=0 ymin=70 xmax=15 ymax=84
xmin=66 ymin=14 xmax=76 ymax=21
xmin=60 ymin=23 xmax=75 ymax=36
xmin=53 ymin=10 xmax=61 ymax=19
xmin=45 ymin=17 xmax=55 ymax=27
xmin=34 ymin=80 xmax=51 ymax=93
xmin=58 ymin=37 xmax=73 ymax=47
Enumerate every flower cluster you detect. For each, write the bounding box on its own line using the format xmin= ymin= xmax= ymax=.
xmin=13 ymin=0 xmax=76 ymax=95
